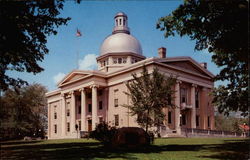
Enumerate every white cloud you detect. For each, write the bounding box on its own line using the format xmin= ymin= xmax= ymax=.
xmin=53 ymin=72 xmax=66 ymax=84
xmin=78 ymin=54 xmax=97 ymax=70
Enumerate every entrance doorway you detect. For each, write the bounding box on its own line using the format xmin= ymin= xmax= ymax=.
xmin=88 ymin=120 xmax=92 ymax=131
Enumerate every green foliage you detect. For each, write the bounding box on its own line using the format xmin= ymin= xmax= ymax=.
xmin=156 ymin=0 xmax=248 ymax=116
xmin=124 ymin=65 xmax=176 ymax=132
xmin=0 ymin=0 xmax=70 ymax=90
xmin=215 ymin=114 xmax=249 ymax=133
xmin=0 ymin=84 xmax=47 ymax=139
xmin=90 ymin=122 xmax=117 ymax=145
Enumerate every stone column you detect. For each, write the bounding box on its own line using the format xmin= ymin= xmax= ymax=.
xmin=108 ymin=56 xmax=113 ymax=66
xmin=174 ymin=81 xmax=181 ymax=134
xmin=128 ymin=56 xmax=132 ymax=64
xmin=61 ymin=94 xmax=66 ymax=137
xmin=201 ymin=87 xmax=208 ymax=129
xmin=70 ymin=91 xmax=76 ymax=134
xmin=80 ymin=88 xmax=86 ymax=131
xmin=191 ymin=84 xmax=196 ymax=128
xmin=91 ymin=85 xmax=98 ymax=130
xmin=48 ymin=103 xmax=51 ymax=138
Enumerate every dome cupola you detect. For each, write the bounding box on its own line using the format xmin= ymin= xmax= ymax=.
xmin=97 ymin=12 xmax=145 ymax=73
xmin=112 ymin=12 xmax=130 ymax=34
xmin=100 ymin=12 xmax=143 ymax=56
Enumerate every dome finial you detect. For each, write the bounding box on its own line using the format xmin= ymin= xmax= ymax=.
xmin=112 ymin=12 xmax=130 ymax=34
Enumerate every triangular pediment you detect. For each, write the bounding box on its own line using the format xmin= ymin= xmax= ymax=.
xmin=58 ymin=71 xmax=90 ymax=87
xmin=158 ymin=57 xmax=214 ymax=78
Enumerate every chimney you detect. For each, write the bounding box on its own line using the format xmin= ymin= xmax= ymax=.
xmin=158 ymin=47 xmax=166 ymax=58
xmin=200 ymin=62 xmax=207 ymax=69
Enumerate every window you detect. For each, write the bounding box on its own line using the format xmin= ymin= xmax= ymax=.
xmin=88 ymin=104 xmax=92 ymax=112
xmin=54 ymin=125 xmax=57 ymax=133
xmin=180 ymin=88 xmax=187 ymax=103
xmin=123 ymin=19 xmax=125 ymax=25
xmin=99 ymin=101 xmax=103 ymax=110
xmin=118 ymin=58 xmax=122 ymax=64
xmin=114 ymin=115 xmax=119 ymax=126
xmin=67 ymin=109 xmax=70 ymax=116
xmin=196 ymin=115 xmax=200 ymax=127
xmin=116 ymin=19 xmax=118 ymax=26
xmin=119 ymin=19 xmax=121 ymax=25
xmin=67 ymin=122 xmax=70 ymax=132
xmin=78 ymin=105 xmax=81 ymax=114
xmin=122 ymin=57 xmax=127 ymax=63
xmin=98 ymin=90 xmax=103 ymax=96
xmin=168 ymin=111 xmax=172 ymax=124
xmin=114 ymin=99 xmax=118 ymax=107
xmin=181 ymin=114 xmax=186 ymax=125
xmin=99 ymin=117 xmax=103 ymax=123
xmin=113 ymin=58 xmax=117 ymax=64
xmin=54 ymin=112 xmax=57 ymax=119
xmin=79 ymin=121 xmax=81 ymax=131
xmin=87 ymin=93 xmax=92 ymax=99
xmin=208 ymin=116 xmax=210 ymax=128
xmin=195 ymin=91 xmax=199 ymax=108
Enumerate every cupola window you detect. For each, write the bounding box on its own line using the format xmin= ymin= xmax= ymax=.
xmin=113 ymin=58 xmax=117 ymax=64
xmin=118 ymin=58 xmax=122 ymax=64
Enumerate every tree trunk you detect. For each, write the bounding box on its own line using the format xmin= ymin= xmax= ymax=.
xmin=146 ymin=108 xmax=150 ymax=133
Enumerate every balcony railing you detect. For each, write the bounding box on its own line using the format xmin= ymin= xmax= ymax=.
xmin=180 ymin=103 xmax=192 ymax=110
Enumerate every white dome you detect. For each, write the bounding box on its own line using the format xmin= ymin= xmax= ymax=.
xmin=100 ymin=33 xmax=143 ymax=55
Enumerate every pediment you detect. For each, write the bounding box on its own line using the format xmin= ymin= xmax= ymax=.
xmin=159 ymin=57 xmax=214 ymax=78
xmin=58 ymin=71 xmax=90 ymax=87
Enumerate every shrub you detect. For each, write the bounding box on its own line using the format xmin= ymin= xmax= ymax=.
xmin=90 ymin=122 xmax=117 ymax=145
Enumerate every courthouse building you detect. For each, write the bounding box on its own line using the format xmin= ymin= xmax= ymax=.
xmin=46 ymin=12 xmax=215 ymax=139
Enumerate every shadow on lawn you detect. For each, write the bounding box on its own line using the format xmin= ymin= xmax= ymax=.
xmin=201 ymin=139 xmax=250 ymax=160
xmin=1 ymin=139 xmax=249 ymax=160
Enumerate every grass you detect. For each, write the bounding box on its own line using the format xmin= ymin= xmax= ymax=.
xmin=0 ymin=138 xmax=249 ymax=160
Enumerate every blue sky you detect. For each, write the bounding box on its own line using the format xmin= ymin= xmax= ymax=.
xmin=7 ymin=1 xmax=224 ymax=91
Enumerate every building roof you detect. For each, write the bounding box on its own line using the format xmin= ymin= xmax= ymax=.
xmin=100 ymin=33 xmax=142 ymax=56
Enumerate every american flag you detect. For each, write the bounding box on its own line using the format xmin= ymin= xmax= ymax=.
xmin=76 ymin=28 xmax=82 ymax=37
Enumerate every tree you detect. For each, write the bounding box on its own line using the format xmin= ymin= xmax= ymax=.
xmin=156 ymin=0 xmax=248 ymax=116
xmin=124 ymin=66 xmax=176 ymax=132
xmin=0 ymin=84 xmax=47 ymax=139
xmin=0 ymin=0 xmax=70 ymax=90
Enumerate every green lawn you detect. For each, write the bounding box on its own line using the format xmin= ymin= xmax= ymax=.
xmin=0 ymin=138 xmax=249 ymax=160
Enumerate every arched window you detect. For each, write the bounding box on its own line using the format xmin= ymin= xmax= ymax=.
xmin=119 ymin=19 xmax=121 ymax=25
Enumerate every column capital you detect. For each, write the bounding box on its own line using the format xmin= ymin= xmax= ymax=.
xmin=69 ymin=90 xmax=75 ymax=95
xmin=61 ymin=93 xmax=65 ymax=97
xmin=192 ymin=84 xmax=197 ymax=88
xmin=79 ymin=88 xmax=85 ymax=92
xmin=176 ymin=80 xmax=182 ymax=84
xmin=90 ymin=84 xmax=99 ymax=89
xmin=201 ymin=87 xmax=207 ymax=91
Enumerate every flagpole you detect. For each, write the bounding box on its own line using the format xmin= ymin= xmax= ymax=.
xmin=76 ymin=28 xmax=82 ymax=69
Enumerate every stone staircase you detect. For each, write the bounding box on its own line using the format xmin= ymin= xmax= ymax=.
xmin=159 ymin=126 xmax=185 ymax=138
